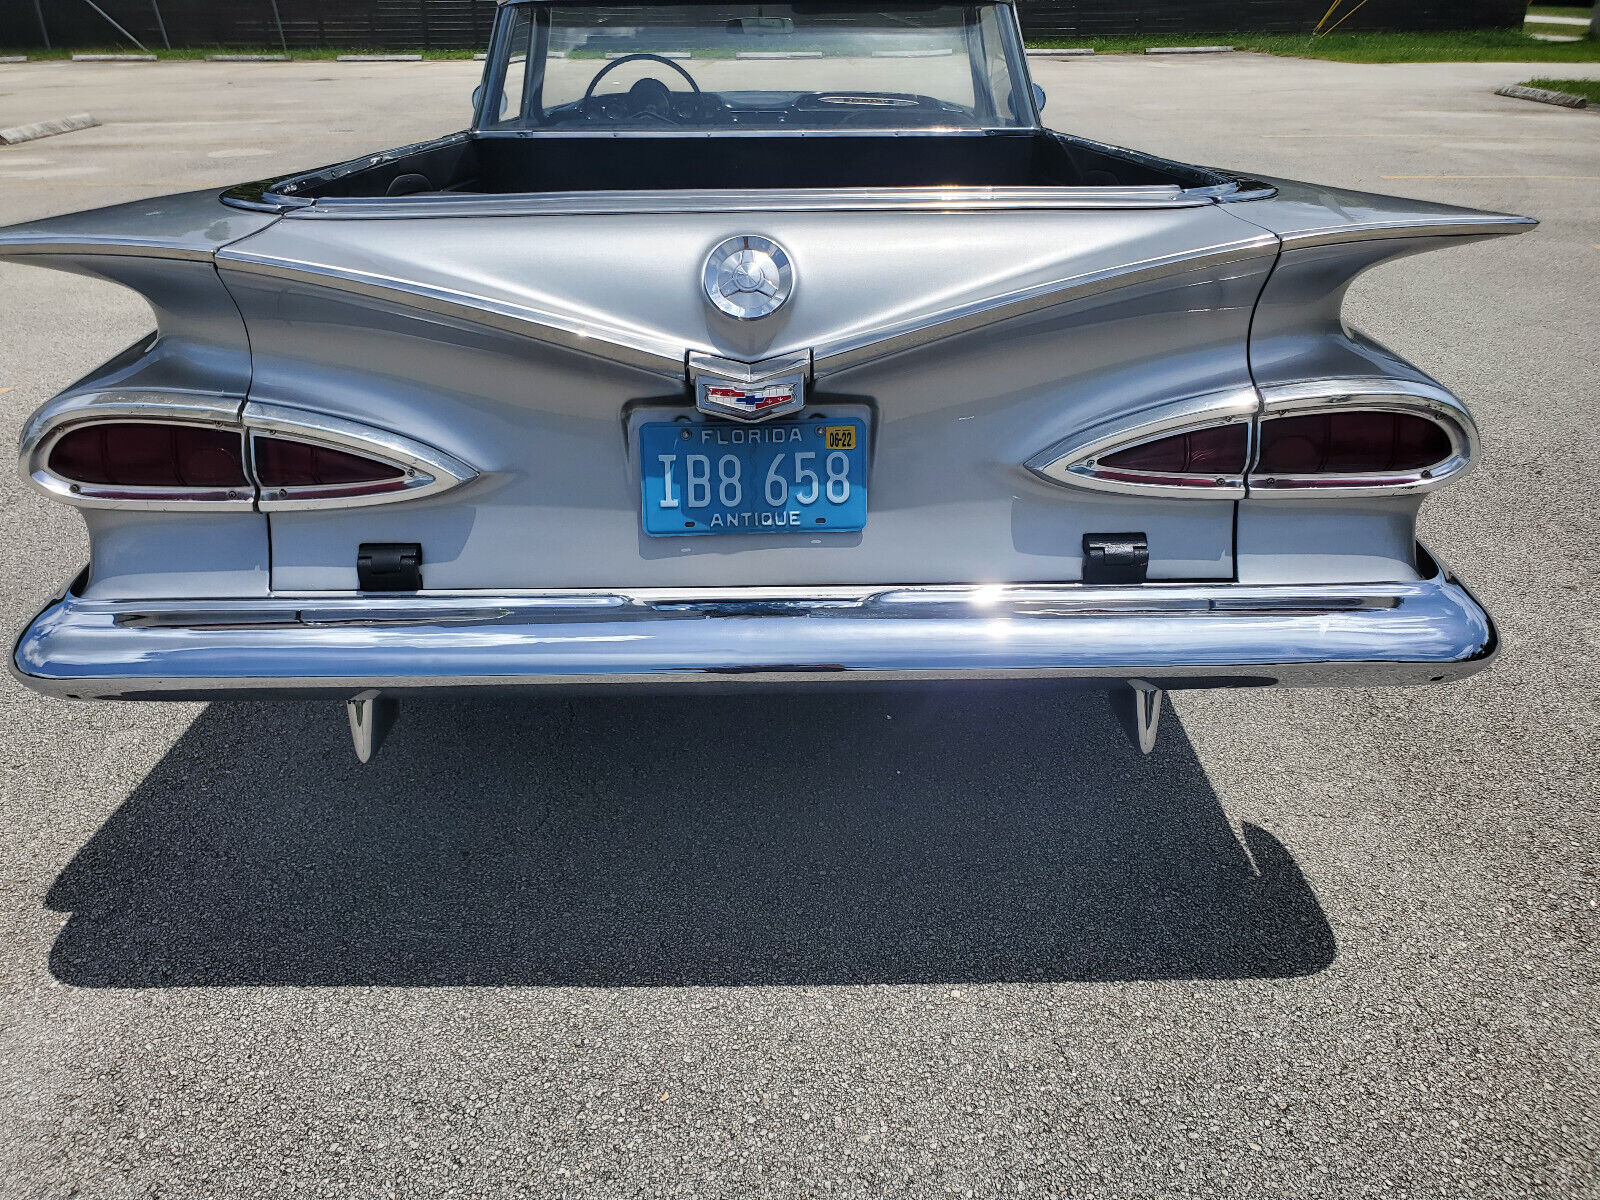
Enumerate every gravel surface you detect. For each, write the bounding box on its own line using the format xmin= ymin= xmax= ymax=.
xmin=0 ymin=55 xmax=1596 ymax=1199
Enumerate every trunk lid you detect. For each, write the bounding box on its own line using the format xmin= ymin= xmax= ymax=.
xmin=215 ymin=202 xmax=1276 ymax=590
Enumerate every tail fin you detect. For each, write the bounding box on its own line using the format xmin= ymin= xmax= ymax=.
xmin=0 ymin=190 xmax=279 ymax=396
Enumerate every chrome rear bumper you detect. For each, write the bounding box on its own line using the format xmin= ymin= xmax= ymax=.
xmin=12 ymin=548 xmax=1495 ymax=700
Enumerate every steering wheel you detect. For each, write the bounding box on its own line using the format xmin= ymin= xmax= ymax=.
xmin=582 ymin=52 xmax=703 ymax=104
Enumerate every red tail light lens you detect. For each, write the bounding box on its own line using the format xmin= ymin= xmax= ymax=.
xmin=1257 ymin=412 xmax=1453 ymax=477
xmin=47 ymin=422 xmax=246 ymax=488
xmin=253 ymin=436 xmax=405 ymax=488
xmin=27 ymin=398 xmax=475 ymax=512
xmin=1098 ymin=423 xmax=1248 ymax=479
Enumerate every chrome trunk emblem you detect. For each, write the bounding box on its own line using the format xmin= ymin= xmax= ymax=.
xmin=690 ymin=350 xmax=810 ymax=423
xmin=703 ymin=235 xmax=793 ymax=320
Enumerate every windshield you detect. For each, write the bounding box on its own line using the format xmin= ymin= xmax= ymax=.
xmin=478 ymin=3 xmax=1035 ymax=132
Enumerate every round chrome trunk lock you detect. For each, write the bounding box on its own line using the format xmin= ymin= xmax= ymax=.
xmin=703 ymin=235 xmax=793 ymax=320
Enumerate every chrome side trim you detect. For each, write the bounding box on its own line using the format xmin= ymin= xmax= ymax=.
xmin=245 ymin=401 xmax=479 ymax=511
xmin=18 ymin=391 xmax=254 ymax=511
xmin=11 ymin=552 xmax=1497 ymax=698
xmin=1276 ymin=215 xmax=1537 ymax=250
xmin=0 ymin=239 xmax=213 ymax=262
xmin=1025 ymin=388 xmax=1258 ymax=500
xmin=215 ymin=253 xmax=689 ymax=378
xmin=1251 ymin=377 xmax=1478 ymax=498
xmin=813 ymin=237 xmax=1278 ymax=374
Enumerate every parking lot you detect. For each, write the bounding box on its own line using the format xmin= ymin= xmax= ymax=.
xmin=0 ymin=52 xmax=1597 ymax=1198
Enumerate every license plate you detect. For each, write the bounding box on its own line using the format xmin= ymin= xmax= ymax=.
xmin=639 ymin=417 xmax=868 ymax=537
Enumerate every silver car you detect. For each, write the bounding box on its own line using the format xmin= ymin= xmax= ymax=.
xmin=5 ymin=0 xmax=1533 ymax=761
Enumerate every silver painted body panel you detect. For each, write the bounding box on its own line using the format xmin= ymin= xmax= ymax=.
xmin=215 ymin=205 xmax=1276 ymax=589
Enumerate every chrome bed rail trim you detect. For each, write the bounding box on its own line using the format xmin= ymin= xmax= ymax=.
xmin=14 ymin=552 xmax=1496 ymax=698
xmin=288 ymin=186 xmax=1212 ymax=220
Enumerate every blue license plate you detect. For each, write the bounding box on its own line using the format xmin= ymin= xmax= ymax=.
xmin=639 ymin=417 xmax=868 ymax=537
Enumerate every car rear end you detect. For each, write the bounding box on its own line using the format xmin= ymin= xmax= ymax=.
xmin=3 ymin=0 xmax=1530 ymax=758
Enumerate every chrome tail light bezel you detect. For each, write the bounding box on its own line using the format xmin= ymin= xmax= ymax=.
xmin=1027 ymin=379 xmax=1477 ymax=501
xmin=244 ymin=401 xmax=476 ymax=511
xmin=1025 ymin=389 xmax=1258 ymax=500
xmin=20 ymin=391 xmax=477 ymax=512
xmin=20 ymin=393 xmax=255 ymax=511
xmin=1249 ymin=380 xmax=1479 ymax=499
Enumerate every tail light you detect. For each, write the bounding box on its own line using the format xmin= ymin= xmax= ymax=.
xmin=1028 ymin=381 xmax=1475 ymax=500
xmin=1250 ymin=386 xmax=1474 ymax=495
xmin=48 ymin=422 xmax=247 ymax=496
xmin=252 ymin=434 xmax=410 ymax=503
xmin=1026 ymin=390 xmax=1257 ymax=498
xmin=1096 ymin=423 xmax=1249 ymax=487
xmin=22 ymin=394 xmax=476 ymax=511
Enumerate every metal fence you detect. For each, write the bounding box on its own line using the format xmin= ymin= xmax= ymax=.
xmin=1 ymin=0 xmax=1529 ymax=51
xmin=1020 ymin=0 xmax=1526 ymax=36
xmin=3 ymin=1 xmax=497 ymax=52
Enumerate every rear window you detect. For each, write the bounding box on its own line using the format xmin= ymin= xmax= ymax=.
xmin=480 ymin=2 xmax=1035 ymax=132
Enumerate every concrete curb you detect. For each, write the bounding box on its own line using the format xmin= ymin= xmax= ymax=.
xmin=206 ymin=54 xmax=289 ymax=62
xmin=0 ymin=56 xmax=28 ymax=64
xmin=71 ymin=53 xmax=156 ymax=62
xmin=1027 ymin=48 xmax=1094 ymax=57
xmin=335 ymin=54 xmax=423 ymax=62
xmin=0 ymin=112 xmax=99 ymax=145
xmin=1146 ymin=45 xmax=1235 ymax=54
xmin=1495 ymin=83 xmax=1588 ymax=109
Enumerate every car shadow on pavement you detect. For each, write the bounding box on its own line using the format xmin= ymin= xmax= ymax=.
xmin=45 ymin=686 xmax=1336 ymax=987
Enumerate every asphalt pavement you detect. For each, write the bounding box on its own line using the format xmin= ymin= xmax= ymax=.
xmin=0 ymin=54 xmax=1596 ymax=1199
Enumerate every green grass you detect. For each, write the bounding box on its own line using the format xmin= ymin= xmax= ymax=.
xmin=1029 ymin=30 xmax=1600 ymax=61
xmin=1523 ymin=75 xmax=1600 ymax=99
